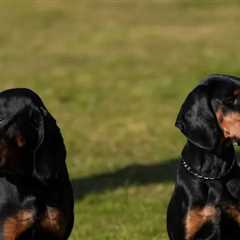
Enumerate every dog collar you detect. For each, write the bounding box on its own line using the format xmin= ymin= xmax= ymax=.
xmin=181 ymin=157 xmax=236 ymax=180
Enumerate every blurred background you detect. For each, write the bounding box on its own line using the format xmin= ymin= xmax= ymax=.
xmin=1 ymin=1 xmax=240 ymax=239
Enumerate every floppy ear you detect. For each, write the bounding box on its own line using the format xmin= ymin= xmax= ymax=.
xmin=32 ymin=107 xmax=66 ymax=185
xmin=175 ymin=83 xmax=221 ymax=150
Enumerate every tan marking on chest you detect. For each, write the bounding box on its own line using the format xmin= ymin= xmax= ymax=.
xmin=39 ymin=206 xmax=66 ymax=238
xmin=3 ymin=209 xmax=35 ymax=240
xmin=225 ymin=205 xmax=240 ymax=224
xmin=185 ymin=206 xmax=217 ymax=240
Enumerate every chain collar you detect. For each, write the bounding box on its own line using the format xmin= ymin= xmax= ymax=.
xmin=181 ymin=157 xmax=236 ymax=180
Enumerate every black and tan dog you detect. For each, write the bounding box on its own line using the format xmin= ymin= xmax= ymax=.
xmin=167 ymin=75 xmax=240 ymax=240
xmin=0 ymin=88 xmax=74 ymax=240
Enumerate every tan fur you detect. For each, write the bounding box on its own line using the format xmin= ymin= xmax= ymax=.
xmin=185 ymin=206 xmax=217 ymax=240
xmin=15 ymin=133 xmax=26 ymax=147
xmin=3 ymin=209 xmax=35 ymax=240
xmin=225 ymin=205 xmax=240 ymax=224
xmin=216 ymin=109 xmax=240 ymax=139
xmin=40 ymin=207 xmax=65 ymax=238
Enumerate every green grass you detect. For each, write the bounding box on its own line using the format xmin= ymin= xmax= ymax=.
xmin=1 ymin=0 xmax=240 ymax=239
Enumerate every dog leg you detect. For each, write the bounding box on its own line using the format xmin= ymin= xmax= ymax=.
xmin=39 ymin=206 xmax=66 ymax=239
xmin=2 ymin=209 xmax=35 ymax=240
xmin=185 ymin=205 xmax=217 ymax=240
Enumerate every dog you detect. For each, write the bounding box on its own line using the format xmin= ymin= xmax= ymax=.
xmin=167 ymin=74 xmax=240 ymax=240
xmin=0 ymin=88 xmax=74 ymax=239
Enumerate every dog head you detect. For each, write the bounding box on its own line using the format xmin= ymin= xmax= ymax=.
xmin=176 ymin=74 xmax=240 ymax=151
xmin=0 ymin=88 xmax=66 ymax=183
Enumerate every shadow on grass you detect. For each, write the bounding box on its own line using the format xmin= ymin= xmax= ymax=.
xmin=71 ymin=158 xmax=178 ymax=200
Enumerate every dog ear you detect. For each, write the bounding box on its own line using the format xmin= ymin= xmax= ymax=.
xmin=175 ymin=82 xmax=221 ymax=150
xmin=32 ymin=107 xmax=66 ymax=185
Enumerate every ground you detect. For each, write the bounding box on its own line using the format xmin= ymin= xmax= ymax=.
xmin=0 ymin=1 xmax=240 ymax=239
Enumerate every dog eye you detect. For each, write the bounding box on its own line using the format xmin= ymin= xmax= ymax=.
xmin=222 ymin=96 xmax=240 ymax=107
xmin=223 ymin=97 xmax=234 ymax=105
xmin=233 ymin=96 xmax=240 ymax=106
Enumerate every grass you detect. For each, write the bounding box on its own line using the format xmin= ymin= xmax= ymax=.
xmin=0 ymin=0 xmax=240 ymax=239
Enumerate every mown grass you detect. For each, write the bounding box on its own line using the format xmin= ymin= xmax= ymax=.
xmin=1 ymin=1 xmax=240 ymax=239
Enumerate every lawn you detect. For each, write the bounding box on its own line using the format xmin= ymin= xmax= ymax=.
xmin=0 ymin=1 xmax=240 ymax=239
